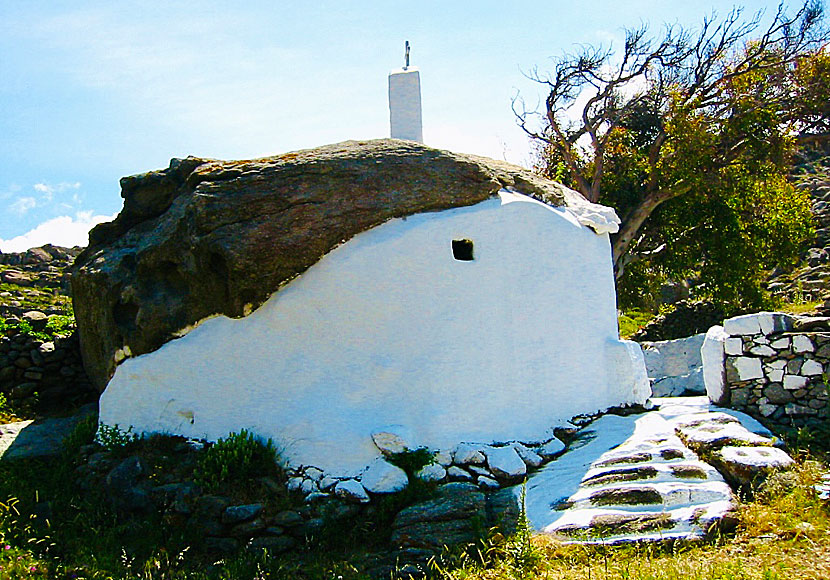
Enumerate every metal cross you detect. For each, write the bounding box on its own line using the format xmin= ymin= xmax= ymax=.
xmin=404 ymin=41 xmax=410 ymax=69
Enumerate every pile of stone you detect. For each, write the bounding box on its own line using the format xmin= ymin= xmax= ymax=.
xmin=704 ymin=312 xmax=830 ymax=429
xmin=0 ymin=327 xmax=95 ymax=412
xmin=284 ymin=429 xmax=569 ymax=505
xmin=767 ymin=153 xmax=830 ymax=305
xmin=0 ymin=245 xmax=79 ymax=320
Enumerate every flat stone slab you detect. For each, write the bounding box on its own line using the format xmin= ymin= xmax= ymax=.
xmin=0 ymin=404 xmax=97 ymax=461
xmin=518 ymin=397 xmax=761 ymax=543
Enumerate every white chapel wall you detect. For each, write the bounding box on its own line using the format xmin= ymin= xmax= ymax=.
xmin=99 ymin=190 xmax=648 ymax=476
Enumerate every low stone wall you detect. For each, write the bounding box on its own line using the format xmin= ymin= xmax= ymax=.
xmin=703 ymin=312 xmax=829 ymax=429
xmin=640 ymin=333 xmax=706 ymax=397
xmin=0 ymin=329 xmax=96 ymax=411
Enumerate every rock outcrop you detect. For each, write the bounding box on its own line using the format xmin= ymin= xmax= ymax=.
xmin=72 ymin=139 xmax=620 ymax=391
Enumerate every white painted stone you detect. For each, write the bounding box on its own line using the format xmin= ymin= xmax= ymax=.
xmin=537 ymin=437 xmax=566 ymax=459
xmin=734 ymin=357 xmax=763 ymax=380
xmin=718 ymin=446 xmax=794 ymax=470
xmin=446 ymin=466 xmax=473 ymax=481
xmin=99 ymin=191 xmax=648 ymax=477
xmin=767 ymin=369 xmax=784 ymax=383
xmin=642 ymin=333 xmax=706 ymax=378
xmin=361 ymin=459 xmax=409 ymax=493
xmin=287 ymin=477 xmax=304 ymax=492
xmin=768 ymin=359 xmax=787 ymax=370
xmin=453 ymin=443 xmax=486 ymax=465
xmin=783 ymin=375 xmax=809 ymax=390
xmin=485 ymin=446 xmax=527 ymax=480
xmin=319 ymin=476 xmax=338 ymax=491
xmin=723 ymin=312 xmax=795 ymax=336
xmin=749 ymin=345 xmax=776 ymax=357
xmin=334 ymin=479 xmax=370 ymax=503
xmin=770 ymin=337 xmax=790 ymax=349
xmin=754 ymin=336 xmax=770 ymax=345
xmin=723 ymin=314 xmax=762 ymax=336
xmin=434 ymin=449 xmax=453 ymax=467
xmin=371 ymin=428 xmax=412 ymax=456
xmin=512 ymin=443 xmax=544 ymax=468
xmin=388 ymin=67 xmax=423 ymax=142
xmin=468 ymin=465 xmax=492 ymax=477
xmin=416 ymin=462 xmax=447 ymax=482
xmin=724 ymin=337 xmax=744 ymax=356
xmin=304 ymin=467 xmax=324 ymax=481
xmin=477 ymin=476 xmax=500 ymax=490
xmin=793 ymin=335 xmax=815 ymax=353
xmin=801 ymin=359 xmax=824 ymax=376
xmin=300 ymin=478 xmax=317 ymax=494
xmin=702 ymin=326 xmax=729 ymax=406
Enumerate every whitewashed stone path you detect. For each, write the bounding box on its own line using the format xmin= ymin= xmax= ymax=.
xmin=522 ymin=397 xmax=783 ymax=543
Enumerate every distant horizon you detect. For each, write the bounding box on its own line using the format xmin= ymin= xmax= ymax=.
xmin=0 ymin=0 xmax=780 ymax=251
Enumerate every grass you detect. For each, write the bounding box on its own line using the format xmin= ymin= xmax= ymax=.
xmin=0 ymin=423 xmax=824 ymax=580
xmin=618 ymin=308 xmax=655 ymax=339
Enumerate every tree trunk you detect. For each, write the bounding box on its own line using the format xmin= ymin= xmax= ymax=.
xmin=611 ymin=184 xmax=692 ymax=277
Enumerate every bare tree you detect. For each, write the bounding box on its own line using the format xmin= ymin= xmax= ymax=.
xmin=515 ymin=1 xmax=827 ymax=277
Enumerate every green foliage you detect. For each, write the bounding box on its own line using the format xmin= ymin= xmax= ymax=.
xmin=618 ymin=308 xmax=655 ymax=339
xmin=385 ymin=447 xmax=434 ymax=475
xmin=0 ymin=314 xmax=76 ymax=342
xmin=96 ymin=423 xmax=141 ymax=453
xmin=193 ymin=429 xmax=281 ymax=492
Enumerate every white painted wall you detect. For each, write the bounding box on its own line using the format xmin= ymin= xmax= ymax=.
xmin=100 ymin=191 xmax=649 ymax=476
xmin=388 ymin=67 xmax=423 ymax=142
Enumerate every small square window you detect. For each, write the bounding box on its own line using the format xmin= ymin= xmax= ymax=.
xmin=452 ymin=239 xmax=474 ymax=261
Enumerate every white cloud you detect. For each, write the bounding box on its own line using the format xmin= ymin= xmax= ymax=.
xmin=0 ymin=212 xmax=116 ymax=253
xmin=33 ymin=181 xmax=81 ymax=203
xmin=10 ymin=197 xmax=36 ymax=215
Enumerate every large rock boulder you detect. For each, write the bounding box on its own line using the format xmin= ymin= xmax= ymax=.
xmin=71 ymin=139 xmax=617 ymax=391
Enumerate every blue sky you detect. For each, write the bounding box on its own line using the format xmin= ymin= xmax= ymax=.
xmin=0 ymin=0 xmax=778 ymax=250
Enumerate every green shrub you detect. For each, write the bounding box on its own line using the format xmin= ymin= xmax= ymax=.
xmin=194 ymin=429 xmax=281 ymax=492
xmin=96 ymin=423 xmax=141 ymax=453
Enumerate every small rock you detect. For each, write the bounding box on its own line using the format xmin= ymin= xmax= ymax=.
xmin=272 ymin=510 xmax=304 ymax=527
xmin=793 ymin=335 xmax=815 ymax=353
xmin=714 ymin=446 xmax=794 ymax=486
xmin=362 ymin=459 xmax=409 ymax=493
xmin=222 ymin=503 xmax=263 ymax=525
xmin=783 ymin=375 xmax=809 ymax=390
xmin=416 ymin=463 xmax=447 ymax=482
xmin=537 ymin=438 xmax=566 ymax=459
xmin=477 ymin=476 xmax=500 ymax=490
xmin=434 ymin=449 xmax=453 ymax=466
xmin=334 ymin=479 xmax=370 ymax=503
xmin=372 ymin=428 xmax=412 ymax=455
xmin=511 ymin=443 xmax=544 ymax=468
xmin=485 ymin=446 xmax=527 ymax=481
xmin=446 ymin=466 xmax=473 ymax=481
xmin=801 ymin=360 xmax=824 ymax=376
xmin=452 ymin=443 xmax=485 ymax=465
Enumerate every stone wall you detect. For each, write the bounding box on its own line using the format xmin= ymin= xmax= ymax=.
xmin=640 ymin=333 xmax=706 ymax=397
xmin=0 ymin=328 xmax=96 ymax=412
xmin=703 ymin=312 xmax=829 ymax=430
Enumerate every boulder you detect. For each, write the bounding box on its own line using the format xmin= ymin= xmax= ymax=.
xmin=71 ymin=139 xmax=609 ymax=391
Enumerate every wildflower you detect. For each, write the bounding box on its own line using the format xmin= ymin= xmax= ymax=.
xmin=3 ymin=545 xmax=9 ymax=550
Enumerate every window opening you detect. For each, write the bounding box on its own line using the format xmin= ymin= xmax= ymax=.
xmin=452 ymin=239 xmax=474 ymax=261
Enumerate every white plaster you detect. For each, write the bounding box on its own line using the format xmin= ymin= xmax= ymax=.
xmin=388 ymin=67 xmax=423 ymax=142
xmin=793 ymin=335 xmax=815 ymax=353
xmin=733 ymin=357 xmax=763 ymax=380
xmin=100 ymin=191 xmax=648 ymax=477
xmin=642 ymin=333 xmax=706 ymax=378
xmin=702 ymin=326 xmax=728 ymax=405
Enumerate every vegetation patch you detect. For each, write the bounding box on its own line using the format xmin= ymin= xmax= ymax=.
xmin=582 ymin=466 xmax=659 ymax=486
xmin=589 ymin=486 xmax=663 ymax=506
xmin=595 ymin=453 xmax=652 ymax=467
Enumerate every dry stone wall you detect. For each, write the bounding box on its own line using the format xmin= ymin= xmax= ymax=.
xmin=705 ymin=312 xmax=830 ymax=429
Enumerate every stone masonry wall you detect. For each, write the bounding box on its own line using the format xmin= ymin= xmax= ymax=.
xmin=0 ymin=329 xmax=96 ymax=412
xmin=717 ymin=313 xmax=829 ymax=429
